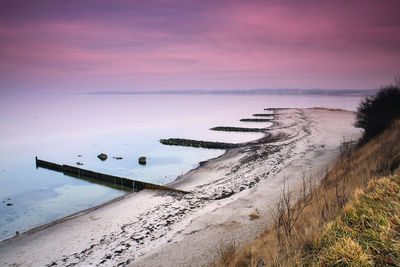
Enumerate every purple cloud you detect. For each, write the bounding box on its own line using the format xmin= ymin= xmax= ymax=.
xmin=0 ymin=0 xmax=399 ymax=93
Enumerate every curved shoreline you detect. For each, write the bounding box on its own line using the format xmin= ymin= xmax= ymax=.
xmin=0 ymin=108 xmax=362 ymax=267
xmin=0 ymin=109 xmax=278 ymax=244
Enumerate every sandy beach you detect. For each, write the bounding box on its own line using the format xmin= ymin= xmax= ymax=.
xmin=0 ymin=108 xmax=361 ymax=267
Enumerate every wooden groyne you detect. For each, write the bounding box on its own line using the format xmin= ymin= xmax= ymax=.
xmin=35 ymin=157 xmax=188 ymax=194
xmin=210 ymin=126 xmax=264 ymax=132
xmin=160 ymin=138 xmax=242 ymax=149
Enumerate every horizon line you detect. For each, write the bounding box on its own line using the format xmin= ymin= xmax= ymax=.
xmin=90 ymin=88 xmax=379 ymax=96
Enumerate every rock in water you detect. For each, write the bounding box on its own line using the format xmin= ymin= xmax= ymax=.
xmin=97 ymin=153 xmax=108 ymax=161
xmin=138 ymin=156 xmax=147 ymax=165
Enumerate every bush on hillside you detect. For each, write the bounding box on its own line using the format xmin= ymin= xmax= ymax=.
xmin=355 ymin=77 xmax=400 ymax=142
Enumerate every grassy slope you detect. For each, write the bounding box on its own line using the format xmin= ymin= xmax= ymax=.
xmin=215 ymin=121 xmax=400 ymax=267
xmin=310 ymin=175 xmax=400 ymax=266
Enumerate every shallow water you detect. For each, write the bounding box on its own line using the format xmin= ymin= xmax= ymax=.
xmin=0 ymin=94 xmax=362 ymax=240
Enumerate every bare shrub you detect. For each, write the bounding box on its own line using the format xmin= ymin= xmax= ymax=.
xmin=355 ymin=77 xmax=400 ymax=142
xmin=270 ymin=172 xmax=314 ymax=242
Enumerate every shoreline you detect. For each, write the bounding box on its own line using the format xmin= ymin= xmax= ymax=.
xmin=0 ymin=113 xmax=274 ymax=244
xmin=0 ymin=112 xmax=274 ymax=244
xmin=0 ymin=108 xmax=362 ymax=266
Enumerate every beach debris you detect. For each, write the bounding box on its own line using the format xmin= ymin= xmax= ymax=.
xmin=138 ymin=156 xmax=147 ymax=165
xmin=97 ymin=153 xmax=108 ymax=161
xmin=76 ymin=162 xmax=84 ymax=166
xmin=113 ymin=156 xmax=123 ymax=160
xmin=6 ymin=203 xmax=14 ymax=206
xmin=15 ymin=231 xmax=19 ymax=235
xmin=249 ymin=209 xmax=260 ymax=220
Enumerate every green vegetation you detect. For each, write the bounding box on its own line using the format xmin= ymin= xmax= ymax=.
xmin=312 ymin=175 xmax=400 ymax=266
xmin=355 ymin=78 xmax=400 ymax=142
xmin=210 ymin=126 xmax=264 ymax=132
xmin=160 ymin=138 xmax=241 ymax=149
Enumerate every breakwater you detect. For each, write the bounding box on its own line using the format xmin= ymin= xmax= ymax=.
xmin=240 ymin=118 xmax=273 ymax=122
xmin=35 ymin=157 xmax=188 ymax=194
xmin=210 ymin=126 xmax=264 ymax=132
xmin=160 ymin=138 xmax=242 ymax=149
xmin=252 ymin=114 xmax=273 ymax=117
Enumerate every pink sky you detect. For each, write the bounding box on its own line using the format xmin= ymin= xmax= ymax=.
xmin=0 ymin=0 xmax=399 ymax=93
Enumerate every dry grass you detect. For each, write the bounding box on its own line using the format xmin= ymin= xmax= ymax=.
xmin=214 ymin=121 xmax=400 ymax=267
xmin=311 ymin=175 xmax=400 ymax=266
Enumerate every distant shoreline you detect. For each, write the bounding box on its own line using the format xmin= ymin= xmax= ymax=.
xmin=90 ymin=88 xmax=378 ymax=97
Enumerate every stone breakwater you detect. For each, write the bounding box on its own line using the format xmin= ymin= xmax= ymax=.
xmin=210 ymin=126 xmax=265 ymax=132
xmin=159 ymin=138 xmax=242 ymax=149
xmin=240 ymin=118 xmax=273 ymax=122
xmin=252 ymin=114 xmax=273 ymax=117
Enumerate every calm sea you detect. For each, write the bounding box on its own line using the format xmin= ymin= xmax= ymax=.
xmin=0 ymin=94 xmax=362 ymax=240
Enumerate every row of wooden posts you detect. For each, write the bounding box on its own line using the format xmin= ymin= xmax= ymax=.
xmin=35 ymin=157 xmax=188 ymax=194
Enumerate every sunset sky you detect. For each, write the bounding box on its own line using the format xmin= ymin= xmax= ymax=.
xmin=1 ymin=0 xmax=399 ymax=94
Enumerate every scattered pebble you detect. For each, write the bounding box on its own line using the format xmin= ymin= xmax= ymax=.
xmin=76 ymin=162 xmax=84 ymax=166
xmin=6 ymin=203 xmax=14 ymax=206
xmin=113 ymin=156 xmax=123 ymax=160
